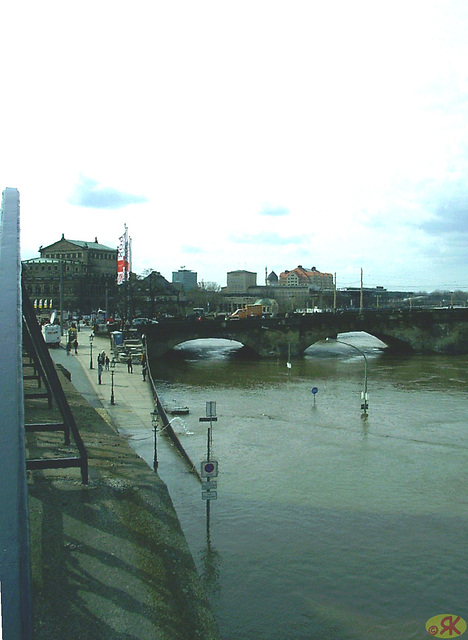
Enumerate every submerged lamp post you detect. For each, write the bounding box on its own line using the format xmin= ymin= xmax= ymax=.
xmin=151 ymin=410 xmax=159 ymax=470
xmin=89 ymin=333 xmax=94 ymax=369
xmin=327 ymin=337 xmax=369 ymax=416
xmin=110 ymin=358 xmax=115 ymax=405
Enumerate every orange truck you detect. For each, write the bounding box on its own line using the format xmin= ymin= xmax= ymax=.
xmin=229 ymin=304 xmax=263 ymax=320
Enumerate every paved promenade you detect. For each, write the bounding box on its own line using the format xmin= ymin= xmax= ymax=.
xmin=26 ymin=326 xmax=220 ymax=640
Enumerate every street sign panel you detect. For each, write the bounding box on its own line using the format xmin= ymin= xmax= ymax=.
xmin=202 ymin=491 xmax=217 ymax=500
xmin=206 ymin=401 xmax=217 ymax=417
xmin=203 ymin=480 xmax=217 ymax=490
xmin=201 ymin=460 xmax=218 ymax=478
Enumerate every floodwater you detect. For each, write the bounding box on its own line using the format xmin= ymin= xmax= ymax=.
xmin=129 ymin=332 xmax=467 ymax=640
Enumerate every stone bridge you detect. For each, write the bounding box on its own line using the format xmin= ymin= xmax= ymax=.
xmin=144 ymin=308 xmax=468 ymax=358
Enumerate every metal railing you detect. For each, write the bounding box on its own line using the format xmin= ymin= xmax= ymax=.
xmin=22 ymin=278 xmax=88 ymax=484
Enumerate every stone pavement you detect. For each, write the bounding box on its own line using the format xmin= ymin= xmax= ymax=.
xmin=26 ymin=326 xmax=221 ymax=640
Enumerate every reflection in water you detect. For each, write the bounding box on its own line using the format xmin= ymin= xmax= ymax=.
xmin=141 ymin=332 xmax=468 ymax=640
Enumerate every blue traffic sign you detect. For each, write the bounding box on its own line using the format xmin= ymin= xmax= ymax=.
xmin=312 ymin=387 xmax=318 ymax=395
xmin=201 ymin=460 xmax=219 ymax=478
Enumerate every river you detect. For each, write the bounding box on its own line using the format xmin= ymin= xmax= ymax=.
xmin=131 ymin=332 xmax=467 ymax=640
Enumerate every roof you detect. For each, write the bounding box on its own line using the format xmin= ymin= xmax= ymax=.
xmin=40 ymin=236 xmax=117 ymax=252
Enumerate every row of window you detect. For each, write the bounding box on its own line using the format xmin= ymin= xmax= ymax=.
xmin=45 ymin=252 xmax=116 ymax=260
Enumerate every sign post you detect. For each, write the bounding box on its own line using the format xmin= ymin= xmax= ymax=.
xmin=199 ymin=402 xmax=219 ymax=536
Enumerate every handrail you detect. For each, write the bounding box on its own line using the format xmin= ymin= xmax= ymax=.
xmin=144 ymin=341 xmax=201 ymax=481
xmin=22 ymin=277 xmax=89 ymax=484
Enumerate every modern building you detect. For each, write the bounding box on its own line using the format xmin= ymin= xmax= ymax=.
xmin=172 ymin=268 xmax=198 ymax=291
xmin=22 ymin=235 xmax=118 ymax=315
xmin=225 ymin=270 xmax=257 ymax=292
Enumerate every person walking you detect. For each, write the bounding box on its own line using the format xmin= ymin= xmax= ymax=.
xmin=98 ymin=361 xmax=103 ymax=385
xmin=127 ymin=356 xmax=133 ymax=373
xmin=73 ymin=338 xmax=78 ymax=354
xmin=142 ymin=363 xmax=147 ymax=382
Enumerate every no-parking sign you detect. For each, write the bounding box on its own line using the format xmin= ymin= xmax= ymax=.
xmin=201 ymin=460 xmax=218 ymax=478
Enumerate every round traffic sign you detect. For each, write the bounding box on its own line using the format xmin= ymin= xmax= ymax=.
xmin=311 ymin=387 xmax=318 ymax=395
xmin=204 ymin=463 xmax=215 ymax=474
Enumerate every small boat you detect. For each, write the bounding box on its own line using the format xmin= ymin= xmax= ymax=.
xmin=166 ymin=405 xmax=190 ymax=415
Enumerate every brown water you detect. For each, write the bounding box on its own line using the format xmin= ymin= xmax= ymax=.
xmin=137 ymin=332 xmax=468 ymax=640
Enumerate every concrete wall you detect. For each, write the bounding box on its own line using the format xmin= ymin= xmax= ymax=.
xmin=0 ymin=188 xmax=33 ymax=639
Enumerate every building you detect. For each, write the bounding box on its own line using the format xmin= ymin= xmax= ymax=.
xmin=172 ymin=268 xmax=198 ymax=291
xmin=225 ymin=270 xmax=257 ymax=292
xmin=220 ymin=267 xmax=334 ymax=314
xmin=278 ymin=265 xmax=334 ymax=290
xmin=22 ymin=235 xmax=118 ymax=315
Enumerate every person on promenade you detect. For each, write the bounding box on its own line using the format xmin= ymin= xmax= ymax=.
xmin=127 ymin=356 xmax=133 ymax=373
xmin=73 ymin=338 xmax=78 ymax=354
xmin=98 ymin=361 xmax=103 ymax=384
xmin=66 ymin=340 xmax=72 ymax=356
xmin=105 ymin=355 xmax=110 ymax=371
xmin=142 ymin=363 xmax=147 ymax=382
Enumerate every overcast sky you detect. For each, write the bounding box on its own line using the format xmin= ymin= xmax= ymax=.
xmin=2 ymin=0 xmax=468 ymax=291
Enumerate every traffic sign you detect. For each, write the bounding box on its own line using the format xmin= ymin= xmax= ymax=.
xmin=201 ymin=460 xmax=218 ymax=478
xmin=312 ymin=387 xmax=318 ymax=395
xmin=206 ymin=401 xmax=217 ymax=417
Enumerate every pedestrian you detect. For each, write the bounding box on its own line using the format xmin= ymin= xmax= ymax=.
xmin=73 ymin=338 xmax=78 ymax=354
xmin=105 ymin=355 xmax=110 ymax=371
xmin=127 ymin=356 xmax=133 ymax=373
xmin=98 ymin=362 xmax=103 ymax=385
xmin=66 ymin=341 xmax=72 ymax=356
xmin=142 ymin=364 xmax=147 ymax=382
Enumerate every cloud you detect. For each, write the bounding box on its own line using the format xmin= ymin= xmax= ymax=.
xmin=258 ymin=205 xmax=290 ymax=217
xmin=181 ymin=245 xmax=203 ymax=254
xmin=68 ymin=176 xmax=147 ymax=209
xmin=421 ymin=183 xmax=468 ymax=236
xmin=230 ymin=231 xmax=304 ymax=246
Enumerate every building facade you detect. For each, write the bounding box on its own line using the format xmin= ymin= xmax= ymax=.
xmin=278 ymin=265 xmax=334 ymax=290
xmin=22 ymin=235 xmax=118 ymax=315
xmin=172 ymin=268 xmax=198 ymax=291
xmin=225 ymin=270 xmax=257 ymax=292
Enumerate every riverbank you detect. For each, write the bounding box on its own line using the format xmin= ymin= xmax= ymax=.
xmin=24 ymin=329 xmax=221 ymax=640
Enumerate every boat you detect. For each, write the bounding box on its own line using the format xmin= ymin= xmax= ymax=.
xmin=165 ymin=405 xmax=190 ymax=415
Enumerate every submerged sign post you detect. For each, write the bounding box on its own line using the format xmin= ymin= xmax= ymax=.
xmin=199 ymin=402 xmax=218 ymax=502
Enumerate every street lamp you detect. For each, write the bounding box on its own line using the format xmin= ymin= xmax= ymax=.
xmin=89 ymin=333 xmax=94 ymax=369
xmin=110 ymin=358 xmax=115 ymax=405
xmin=326 ymin=337 xmax=369 ymax=416
xmin=150 ymin=412 xmax=180 ymax=471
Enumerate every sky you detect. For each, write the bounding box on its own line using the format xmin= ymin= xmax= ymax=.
xmin=2 ymin=0 xmax=468 ymax=292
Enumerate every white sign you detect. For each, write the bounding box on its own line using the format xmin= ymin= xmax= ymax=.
xmin=202 ymin=491 xmax=217 ymax=500
xmin=203 ymin=480 xmax=217 ymax=490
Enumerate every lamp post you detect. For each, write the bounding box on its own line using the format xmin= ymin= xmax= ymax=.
xmin=150 ymin=413 xmax=180 ymax=471
xmin=151 ymin=410 xmax=159 ymax=470
xmin=326 ymin=337 xmax=369 ymax=416
xmin=110 ymin=358 xmax=115 ymax=405
xmin=89 ymin=333 xmax=94 ymax=369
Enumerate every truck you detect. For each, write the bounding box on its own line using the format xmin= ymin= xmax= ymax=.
xmin=229 ymin=304 xmax=263 ymax=320
xmin=42 ymin=323 xmax=61 ymax=346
